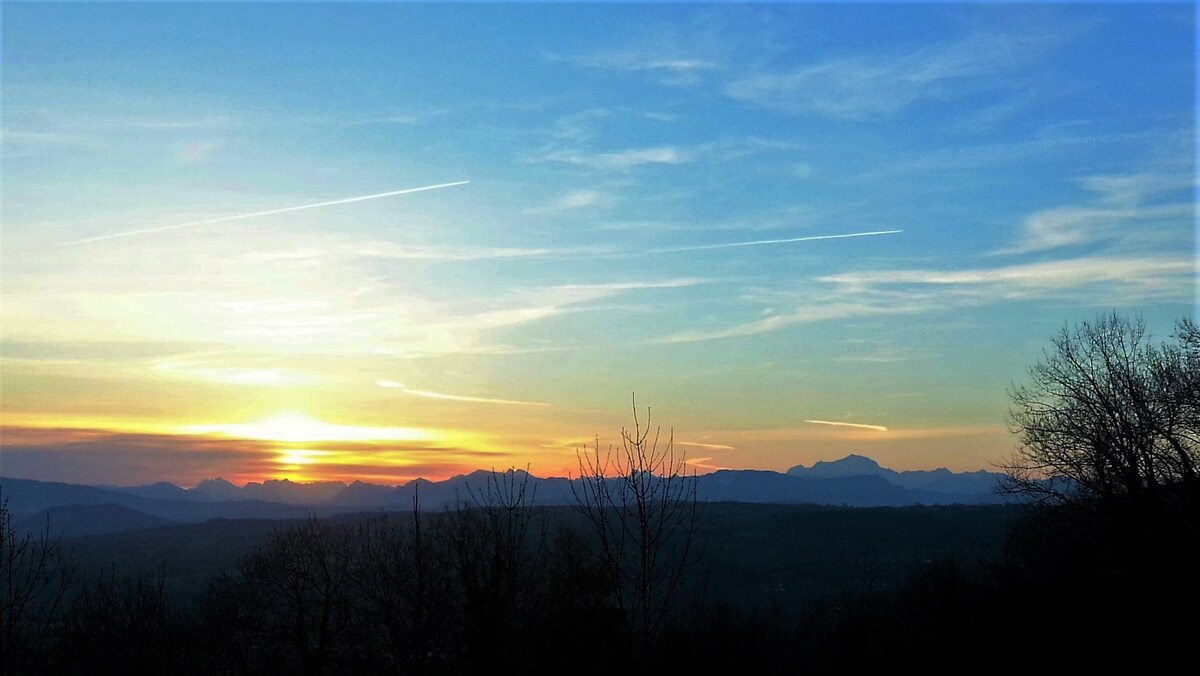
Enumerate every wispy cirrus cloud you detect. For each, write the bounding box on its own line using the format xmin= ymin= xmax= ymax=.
xmin=661 ymin=253 xmax=1193 ymax=344
xmin=375 ymin=380 xmax=551 ymax=407
xmin=341 ymin=109 xmax=448 ymax=126
xmin=363 ymin=277 xmax=705 ymax=357
xmin=7 ymin=200 xmax=706 ymax=360
xmin=863 ymin=129 xmax=1185 ymax=179
xmin=725 ymin=29 xmax=1066 ymax=119
xmin=563 ymin=39 xmax=719 ymax=87
xmin=523 ymin=189 xmax=609 ymax=215
xmin=3 ymin=114 xmax=238 ymax=160
xmin=998 ymin=171 xmax=1194 ymax=254
xmin=239 ymin=237 xmax=570 ymax=265
xmin=662 ymin=303 xmax=900 ymax=344
xmin=353 ymin=243 xmax=557 ymax=262
xmin=550 ymin=278 xmax=704 ymax=293
xmin=583 ymin=52 xmax=716 ymax=75
xmin=536 ymin=146 xmax=691 ymax=170
xmin=818 ymin=255 xmax=1195 ymax=301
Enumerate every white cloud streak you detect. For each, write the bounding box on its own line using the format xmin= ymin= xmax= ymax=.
xmin=63 ymin=181 xmax=470 ymax=246
xmin=818 ymin=256 xmax=1195 ymax=295
xmin=652 ymin=229 xmax=902 ymax=253
xmin=353 ymin=244 xmax=555 ymax=262
xmin=661 ymin=253 xmax=1193 ymax=345
xmin=805 ymin=420 xmax=889 ymax=432
xmin=725 ymin=30 xmax=1063 ymax=119
xmin=375 ymin=380 xmax=551 ymax=407
xmin=568 ymin=40 xmax=719 ymax=86
xmin=537 ymin=146 xmax=690 ymax=170
xmin=676 ymin=441 xmax=735 ymax=451
xmin=662 ymin=303 xmax=899 ymax=343
xmin=523 ymin=189 xmax=607 ymax=215
xmin=998 ymin=172 xmax=1195 ymax=254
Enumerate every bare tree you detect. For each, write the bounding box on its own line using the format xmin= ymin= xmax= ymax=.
xmin=446 ymin=467 xmax=546 ymax=671
xmin=59 ymin=567 xmax=178 ymax=673
xmin=572 ymin=396 xmax=702 ymax=651
xmin=0 ymin=496 xmax=73 ymax=673
xmin=1004 ymin=312 xmax=1199 ymax=508
xmin=353 ymin=494 xmax=456 ymax=676
xmin=229 ymin=517 xmax=359 ymax=676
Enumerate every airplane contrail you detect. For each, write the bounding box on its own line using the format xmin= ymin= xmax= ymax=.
xmin=676 ymin=441 xmax=736 ymax=451
xmin=652 ymin=229 xmax=903 ymax=253
xmin=805 ymin=419 xmax=889 ymax=432
xmin=376 ymin=380 xmax=551 ymax=407
xmin=62 ymin=180 xmax=470 ymax=246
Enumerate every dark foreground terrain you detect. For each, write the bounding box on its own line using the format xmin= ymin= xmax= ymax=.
xmin=62 ymin=502 xmax=1014 ymax=608
xmin=3 ymin=495 xmax=1195 ymax=675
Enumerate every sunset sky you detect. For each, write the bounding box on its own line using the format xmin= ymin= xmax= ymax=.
xmin=2 ymin=3 xmax=1195 ymax=487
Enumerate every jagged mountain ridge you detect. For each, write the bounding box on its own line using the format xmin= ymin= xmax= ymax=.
xmin=1 ymin=456 xmax=1007 ymax=536
xmin=786 ymin=454 xmax=1003 ymax=496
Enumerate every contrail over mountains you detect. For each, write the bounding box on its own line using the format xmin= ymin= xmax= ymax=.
xmin=63 ymin=181 xmax=470 ymax=246
xmin=805 ymin=419 xmax=889 ymax=432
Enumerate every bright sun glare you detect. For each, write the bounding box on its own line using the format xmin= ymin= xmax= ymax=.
xmin=186 ymin=413 xmax=434 ymax=444
xmin=277 ymin=448 xmax=330 ymax=465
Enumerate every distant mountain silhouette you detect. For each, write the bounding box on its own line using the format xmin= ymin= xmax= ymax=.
xmin=0 ymin=476 xmax=337 ymax=529
xmin=791 ymin=454 xmax=888 ymax=478
xmin=193 ymin=478 xmax=242 ymax=501
xmin=330 ymin=480 xmax=400 ymax=507
xmin=16 ymin=503 xmax=179 ymax=538
xmin=699 ymin=470 xmax=911 ymax=506
xmin=787 ymin=454 xmax=1004 ymax=501
xmin=240 ymin=479 xmax=347 ymax=505
xmin=100 ymin=481 xmax=197 ymax=502
xmin=1 ymin=455 xmax=1007 ymax=535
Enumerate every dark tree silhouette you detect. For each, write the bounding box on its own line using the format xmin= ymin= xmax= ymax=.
xmin=0 ymin=497 xmax=73 ymax=674
xmin=221 ymin=517 xmax=359 ymax=676
xmin=446 ymin=467 xmax=546 ymax=672
xmin=59 ymin=568 xmax=180 ymax=674
xmin=1003 ymin=312 xmax=1199 ymax=508
xmin=572 ymin=396 xmax=702 ymax=652
xmin=352 ymin=498 xmax=457 ymax=676
xmin=1000 ymin=312 xmax=1200 ymax=646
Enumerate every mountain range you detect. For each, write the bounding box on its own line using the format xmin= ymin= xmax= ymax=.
xmin=1 ymin=455 xmax=1007 ymax=536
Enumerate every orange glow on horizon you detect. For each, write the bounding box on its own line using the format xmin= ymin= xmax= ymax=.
xmin=185 ymin=412 xmax=436 ymax=444
xmin=1 ymin=411 xmax=551 ymax=486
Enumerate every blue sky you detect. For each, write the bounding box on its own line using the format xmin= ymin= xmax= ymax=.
xmin=1 ymin=3 xmax=1195 ymax=485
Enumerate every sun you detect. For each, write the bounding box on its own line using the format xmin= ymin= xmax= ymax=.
xmin=277 ymin=448 xmax=330 ymax=466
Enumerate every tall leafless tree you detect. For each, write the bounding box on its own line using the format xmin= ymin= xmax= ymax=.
xmin=446 ymin=467 xmax=546 ymax=672
xmin=353 ymin=494 xmax=456 ymax=676
xmin=0 ymin=496 xmax=73 ymax=673
xmin=230 ymin=517 xmax=359 ymax=676
xmin=572 ymin=396 xmax=702 ymax=651
xmin=1003 ymin=313 xmax=1199 ymax=508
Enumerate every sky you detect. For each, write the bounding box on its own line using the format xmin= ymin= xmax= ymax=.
xmin=1 ymin=2 xmax=1195 ymax=487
